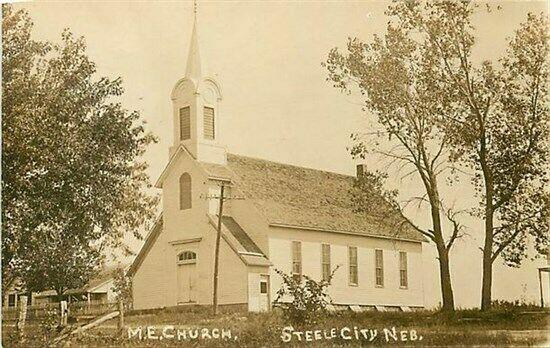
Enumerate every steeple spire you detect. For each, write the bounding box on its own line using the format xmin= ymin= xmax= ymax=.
xmin=185 ymin=0 xmax=202 ymax=80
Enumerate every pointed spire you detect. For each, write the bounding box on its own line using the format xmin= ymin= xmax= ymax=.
xmin=185 ymin=0 xmax=202 ymax=80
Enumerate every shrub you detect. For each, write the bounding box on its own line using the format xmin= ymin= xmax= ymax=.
xmin=273 ymin=266 xmax=339 ymax=327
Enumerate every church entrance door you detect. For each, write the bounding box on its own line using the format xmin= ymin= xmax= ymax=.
xmin=177 ymin=263 xmax=196 ymax=304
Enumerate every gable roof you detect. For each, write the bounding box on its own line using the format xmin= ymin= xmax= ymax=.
xmin=202 ymin=154 xmax=426 ymax=243
xmin=155 ymin=145 xmax=196 ymax=188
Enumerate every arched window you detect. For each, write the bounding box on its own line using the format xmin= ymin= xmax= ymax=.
xmin=178 ymin=251 xmax=197 ymax=263
xmin=180 ymin=173 xmax=192 ymax=210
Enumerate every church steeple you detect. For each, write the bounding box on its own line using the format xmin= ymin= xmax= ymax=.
xmin=169 ymin=0 xmax=225 ymax=164
xmin=185 ymin=3 xmax=202 ymax=80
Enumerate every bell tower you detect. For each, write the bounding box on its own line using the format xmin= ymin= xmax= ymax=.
xmin=170 ymin=2 xmax=225 ymax=164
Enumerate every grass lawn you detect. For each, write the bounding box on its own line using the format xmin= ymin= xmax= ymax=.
xmin=2 ymin=306 xmax=549 ymax=347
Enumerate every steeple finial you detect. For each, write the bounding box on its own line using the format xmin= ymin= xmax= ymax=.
xmin=185 ymin=0 xmax=202 ymax=80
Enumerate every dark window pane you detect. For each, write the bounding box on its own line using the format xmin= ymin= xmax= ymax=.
xmin=8 ymin=294 xmax=15 ymax=307
xmin=260 ymin=282 xmax=268 ymax=294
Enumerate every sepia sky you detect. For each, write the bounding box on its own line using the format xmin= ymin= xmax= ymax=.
xmin=14 ymin=0 xmax=548 ymax=309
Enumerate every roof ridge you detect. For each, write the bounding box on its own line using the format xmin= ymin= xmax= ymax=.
xmin=226 ymin=152 xmax=355 ymax=179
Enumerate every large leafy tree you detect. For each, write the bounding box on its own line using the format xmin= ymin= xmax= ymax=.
xmin=398 ymin=2 xmax=549 ymax=310
xmin=324 ymin=2 xmax=466 ymax=313
xmin=326 ymin=0 xmax=548 ymax=311
xmin=2 ymin=5 xmax=158 ymax=296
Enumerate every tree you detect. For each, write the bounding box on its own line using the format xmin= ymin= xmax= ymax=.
xmin=23 ymin=235 xmax=101 ymax=300
xmin=111 ymin=266 xmax=133 ymax=306
xmin=404 ymin=3 xmax=548 ymax=310
xmin=340 ymin=1 xmax=549 ymax=310
xmin=324 ymin=2 xmax=466 ymax=312
xmin=2 ymin=5 xmax=158 ymax=295
xmin=1 ymin=4 xmax=50 ymax=292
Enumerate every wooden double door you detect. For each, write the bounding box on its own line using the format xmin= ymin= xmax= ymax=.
xmin=177 ymin=263 xmax=197 ymax=304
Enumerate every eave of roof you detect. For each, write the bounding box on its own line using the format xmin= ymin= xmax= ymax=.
xmin=269 ymin=222 xmax=427 ymax=243
xmin=155 ymin=145 xmax=196 ymax=188
xmin=127 ymin=214 xmax=163 ymax=277
xmin=155 ymin=145 xmax=233 ymax=188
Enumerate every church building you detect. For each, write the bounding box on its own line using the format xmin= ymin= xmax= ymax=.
xmin=128 ymin=11 xmax=426 ymax=312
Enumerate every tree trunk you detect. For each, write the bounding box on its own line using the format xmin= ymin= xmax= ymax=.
xmin=480 ymin=150 xmax=494 ymax=312
xmin=438 ymin=247 xmax=455 ymax=312
xmin=481 ymin=203 xmax=494 ymax=311
xmin=427 ymin=183 xmax=455 ymax=313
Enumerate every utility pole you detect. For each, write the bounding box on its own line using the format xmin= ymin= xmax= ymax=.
xmin=206 ymin=181 xmax=244 ymax=316
xmin=212 ymin=183 xmax=225 ymax=316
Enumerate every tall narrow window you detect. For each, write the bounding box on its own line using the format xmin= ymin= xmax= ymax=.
xmin=8 ymin=294 xmax=16 ymax=307
xmin=349 ymin=246 xmax=358 ymax=285
xmin=291 ymin=241 xmax=302 ymax=282
xmin=321 ymin=244 xmax=331 ymax=281
xmin=399 ymin=251 xmax=408 ymax=288
xmin=180 ymin=106 xmax=191 ymax=140
xmin=375 ymin=249 xmax=384 ymax=287
xmin=203 ymin=107 xmax=215 ymax=140
xmin=179 ymin=173 xmax=192 ymax=210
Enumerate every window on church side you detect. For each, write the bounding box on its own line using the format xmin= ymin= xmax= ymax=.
xmin=291 ymin=241 xmax=302 ymax=282
xmin=203 ymin=107 xmax=215 ymax=140
xmin=179 ymin=173 xmax=192 ymax=210
xmin=180 ymin=106 xmax=191 ymax=141
xmin=399 ymin=251 xmax=408 ymax=288
xmin=321 ymin=244 xmax=331 ymax=282
xmin=375 ymin=249 xmax=384 ymax=287
xmin=349 ymin=246 xmax=358 ymax=285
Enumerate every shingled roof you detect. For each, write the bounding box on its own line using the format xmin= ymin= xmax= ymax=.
xmin=201 ymin=154 xmax=425 ymax=242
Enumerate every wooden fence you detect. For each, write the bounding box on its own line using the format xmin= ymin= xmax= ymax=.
xmin=1 ymin=300 xmax=123 ymax=323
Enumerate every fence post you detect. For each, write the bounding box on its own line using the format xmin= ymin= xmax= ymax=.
xmin=117 ymin=300 xmax=124 ymax=331
xmin=16 ymin=295 xmax=28 ymax=339
xmin=60 ymin=300 xmax=68 ymax=326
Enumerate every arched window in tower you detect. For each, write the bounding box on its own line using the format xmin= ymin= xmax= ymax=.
xmin=180 ymin=106 xmax=191 ymax=141
xmin=203 ymin=107 xmax=215 ymax=140
xmin=179 ymin=173 xmax=192 ymax=210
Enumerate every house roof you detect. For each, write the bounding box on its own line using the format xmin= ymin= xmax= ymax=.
xmin=34 ymin=264 xmax=128 ymax=298
xmin=202 ymin=153 xmax=426 ymax=243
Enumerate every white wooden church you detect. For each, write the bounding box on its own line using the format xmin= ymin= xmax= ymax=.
xmin=128 ymin=12 xmax=426 ymax=312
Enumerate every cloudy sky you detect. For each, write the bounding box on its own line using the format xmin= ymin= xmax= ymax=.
xmin=14 ymin=0 xmax=548 ymax=308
